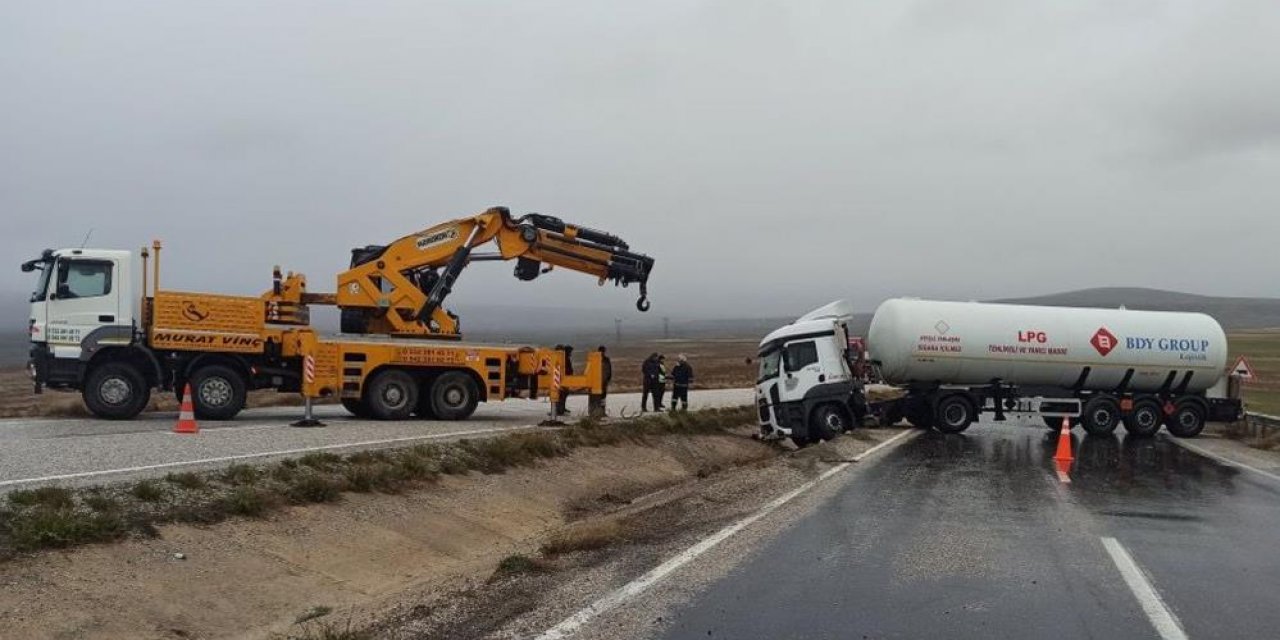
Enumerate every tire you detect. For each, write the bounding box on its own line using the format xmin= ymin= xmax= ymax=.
xmin=790 ymin=434 xmax=813 ymax=448
xmin=365 ymin=369 xmax=418 ymax=420
xmin=189 ymin=364 xmax=247 ymax=421
xmin=1122 ymin=399 xmax=1162 ymax=437
xmin=428 ymin=371 xmax=479 ymax=421
xmin=82 ymin=362 xmax=151 ymax=420
xmin=905 ymin=401 xmax=934 ymax=429
xmin=341 ymin=398 xmax=373 ymax=419
xmin=934 ymin=395 xmax=974 ymax=434
xmin=1080 ymin=397 xmax=1120 ymax=436
xmin=1165 ymin=402 xmax=1206 ymax=438
xmin=810 ymin=403 xmax=850 ymax=441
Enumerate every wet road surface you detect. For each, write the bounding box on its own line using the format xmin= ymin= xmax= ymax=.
xmin=656 ymin=421 xmax=1280 ymax=639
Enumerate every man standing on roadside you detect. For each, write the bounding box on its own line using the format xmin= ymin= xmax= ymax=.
xmin=641 ymin=352 xmax=661 ymax=412
xmin=670 ymin=354 xmax=694 ymax=412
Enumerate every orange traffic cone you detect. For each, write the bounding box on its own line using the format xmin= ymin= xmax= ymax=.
xmin=173 ymin=383 xmax=199 ymax=434
xmin=1053 ymin=416 xmax=1073 ymax=481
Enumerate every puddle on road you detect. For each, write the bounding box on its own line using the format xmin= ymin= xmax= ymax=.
xmin=906 ymin=423 xmax=1243 ymax=506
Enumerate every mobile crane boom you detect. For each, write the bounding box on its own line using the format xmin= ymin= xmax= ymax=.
xmin=330 ymin=206 xmax=655 ymax=337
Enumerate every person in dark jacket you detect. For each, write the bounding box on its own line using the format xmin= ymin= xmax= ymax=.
xmin=670 ymin=354 xmax=694 ymax=411
xmin=653 ymin=354 xmax=668 ymax=410
xmin=641 ymin=352 xmax=662 ymax=412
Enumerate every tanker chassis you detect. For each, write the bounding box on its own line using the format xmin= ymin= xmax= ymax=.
xmin=755 ymin=299 xmax=1243 ymax=446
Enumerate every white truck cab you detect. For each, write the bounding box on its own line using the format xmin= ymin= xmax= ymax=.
xmin=22 ymin=248 xmax=145 ymax=403
xmin=756 ymin=300 xmax=867 ymax=446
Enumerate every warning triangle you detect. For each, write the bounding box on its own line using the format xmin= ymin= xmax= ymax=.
xmin=1230 ymin=355 xmax=1257 ymax=380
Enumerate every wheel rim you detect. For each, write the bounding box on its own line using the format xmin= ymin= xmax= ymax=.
xmin=382 ymin=384 xmax=407 ymax=409
xmin=100 ymin=377 xmax=131 ymax=406
xmin=1138 ymin=410 xmax=1156 ymax=429
xmin=943 ymin=404 xmax=966 ymax=427
xmin=199 ymin=377 xmax=232 ymax=407
xmin=1093 ymin=409 xmax=1114 ymax=428
xmin=442 ymin=384 xmax=466 ymax=408
xmin=824 ymin=410 xmax=844 ymax=431
xmin=1177 ymin=411 xmax=1199 ymax=430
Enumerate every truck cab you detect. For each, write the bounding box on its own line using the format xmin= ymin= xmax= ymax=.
xmin=756 ymin=300 xmax=867 ymax=446
xmin=24 ymin=248 xmax=141 ymax=394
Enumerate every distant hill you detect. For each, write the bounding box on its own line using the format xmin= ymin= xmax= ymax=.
xmin=995 ymin=288 xmax=1280 ymax=330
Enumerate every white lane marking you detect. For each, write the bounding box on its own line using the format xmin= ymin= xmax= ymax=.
xmin=1169 ymin=438 xmax=1280 ymax=485
xmin=1100 ymin=536 xmax=1189 ymax=640
xmin=535 ymin=429 xmax=920 ymax=640
xmin=0 ymin=425 xmax=551 ymax=488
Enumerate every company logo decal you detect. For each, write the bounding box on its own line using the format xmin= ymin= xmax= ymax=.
xmin=1091 ymin=327 xmax=1118 ymax=356
xmin=182 ymin=301 xmax=210 ymax=323
xmin=416 ymin=227 xmax=459 ymax=251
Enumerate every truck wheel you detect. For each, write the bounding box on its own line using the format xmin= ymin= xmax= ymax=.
xmin=1122 ymin=399 xmax=1162 ymax=437
xmin=366 ymin=370 xmax=418 ymax=420
xmin=190 ymin=364 xmax=247 ymax=421
xmin=341 ymin=398 xmax=373 ymax=419
xmin=429 ymin=371 xmax=479 ymax=420
xmin=1080 ymin=397 xmax=1120 ymax=436
xmin=1165 ymin=402 xmax=1206 ymax=438
xmin=82 ymin=362 xmax=151 ymax=420
xmin=905 ymin=401 xmax=934 ymax=429
xmin=810 ymin=404 xmax=850 ymax=441
xmin=934 ymin=395 xmax=974 ymax=434
xmin=790 ymin=434 xmax=812 ymax=448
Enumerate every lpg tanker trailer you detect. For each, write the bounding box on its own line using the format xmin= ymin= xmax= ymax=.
xmin=754 ymin=298 xmax=1242 ymax=446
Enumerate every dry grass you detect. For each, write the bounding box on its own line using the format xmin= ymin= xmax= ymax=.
xmin=540 ymin=519 xmax=626 ymax=555
xmin=1230 ymin=329 xmax=1280 ymax=416
xmin=0 ymin=405 xmax=755 ymax=559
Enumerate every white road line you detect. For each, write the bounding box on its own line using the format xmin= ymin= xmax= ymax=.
xmin=1100 ymin=536 xmax=1189 ymax=640
xmin=1169 ymin=438 xmax=1280 ymax=485
xmin=535 ymin=429 xmax=920 ymax=640
xmin=0 ymin=424 xmax=550 ymax=488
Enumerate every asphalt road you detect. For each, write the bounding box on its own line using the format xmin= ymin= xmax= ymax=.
xmin=650 ymin=421 xmax=1280 ymax=640
xmin=0 ymin=387 xmax=752 ymax=490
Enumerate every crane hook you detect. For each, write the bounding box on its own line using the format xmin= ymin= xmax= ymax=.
xmin=636 ymin=296 xmax=650 ymax=312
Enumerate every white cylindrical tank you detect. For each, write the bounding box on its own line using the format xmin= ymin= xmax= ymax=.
xmin=868 ymin=298 xmax=1229 ymax=394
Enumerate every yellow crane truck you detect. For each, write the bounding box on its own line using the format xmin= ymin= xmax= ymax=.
xmin=21 ymin=207 xmax=654 ymax=421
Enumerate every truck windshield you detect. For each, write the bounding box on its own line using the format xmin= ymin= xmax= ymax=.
xmin=758 ymin=349 xmax=781 ymax=382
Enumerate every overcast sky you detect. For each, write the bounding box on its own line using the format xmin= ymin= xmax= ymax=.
xmin=2 ymin=0 xmax=1277 ymax=323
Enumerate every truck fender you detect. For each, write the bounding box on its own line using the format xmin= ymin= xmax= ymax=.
xmin=86 ymin=344 xmax=163 ymax=388
xmin=77 ymin=325 xmax=138 ymax=363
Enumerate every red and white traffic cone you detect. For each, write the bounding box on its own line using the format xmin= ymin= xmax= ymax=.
xmin=173 ymin=383 xmax=199 ymax=434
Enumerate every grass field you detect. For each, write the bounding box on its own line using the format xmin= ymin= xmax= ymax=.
xmin=1229 ymin=330 xmax=1280 ymax=415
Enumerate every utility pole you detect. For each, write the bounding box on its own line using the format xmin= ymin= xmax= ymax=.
xmin=615 ymin=318 xmax=622 ymax=345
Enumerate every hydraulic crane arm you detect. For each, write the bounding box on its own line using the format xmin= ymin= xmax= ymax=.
xmin=333 ymin=207 xmax=655 ymax=337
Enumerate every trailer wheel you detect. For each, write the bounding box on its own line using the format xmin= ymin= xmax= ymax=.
xmin=934 ymin=395 xmax=974 ymax=434
xmin=83 ymin=362 xmax=151 ymax=420
xmin=189 ymin=364 xmax=247 ymax=421
xmin=429 ymin=371 xmax=479 ymax=421
xmin=790 ymin=434 xmax=812 ymax=448
xmin=341 ymin=398 xmax=373 ymax=419
xmin=1165 ymin=402 xmax=1206 ymax=438
xmin=1122 ymin=399 xmax=1162 ymax=437
xmin=810 ymin=403 xmax=850 ymax=441
xmin=1080 ymin=397 xmax=1120 ymax=436
xmin=366 ymin=370 xmax=418 ymax=420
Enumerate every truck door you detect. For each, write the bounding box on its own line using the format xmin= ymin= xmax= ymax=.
xmin=780 ymin=339 xmax=824 ymax=403
xmin=44 ymin=257 xmax=120 ymax=358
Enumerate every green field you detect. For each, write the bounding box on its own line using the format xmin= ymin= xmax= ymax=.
xmin=1229 ymin=330 xmax=1280 ymax=416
